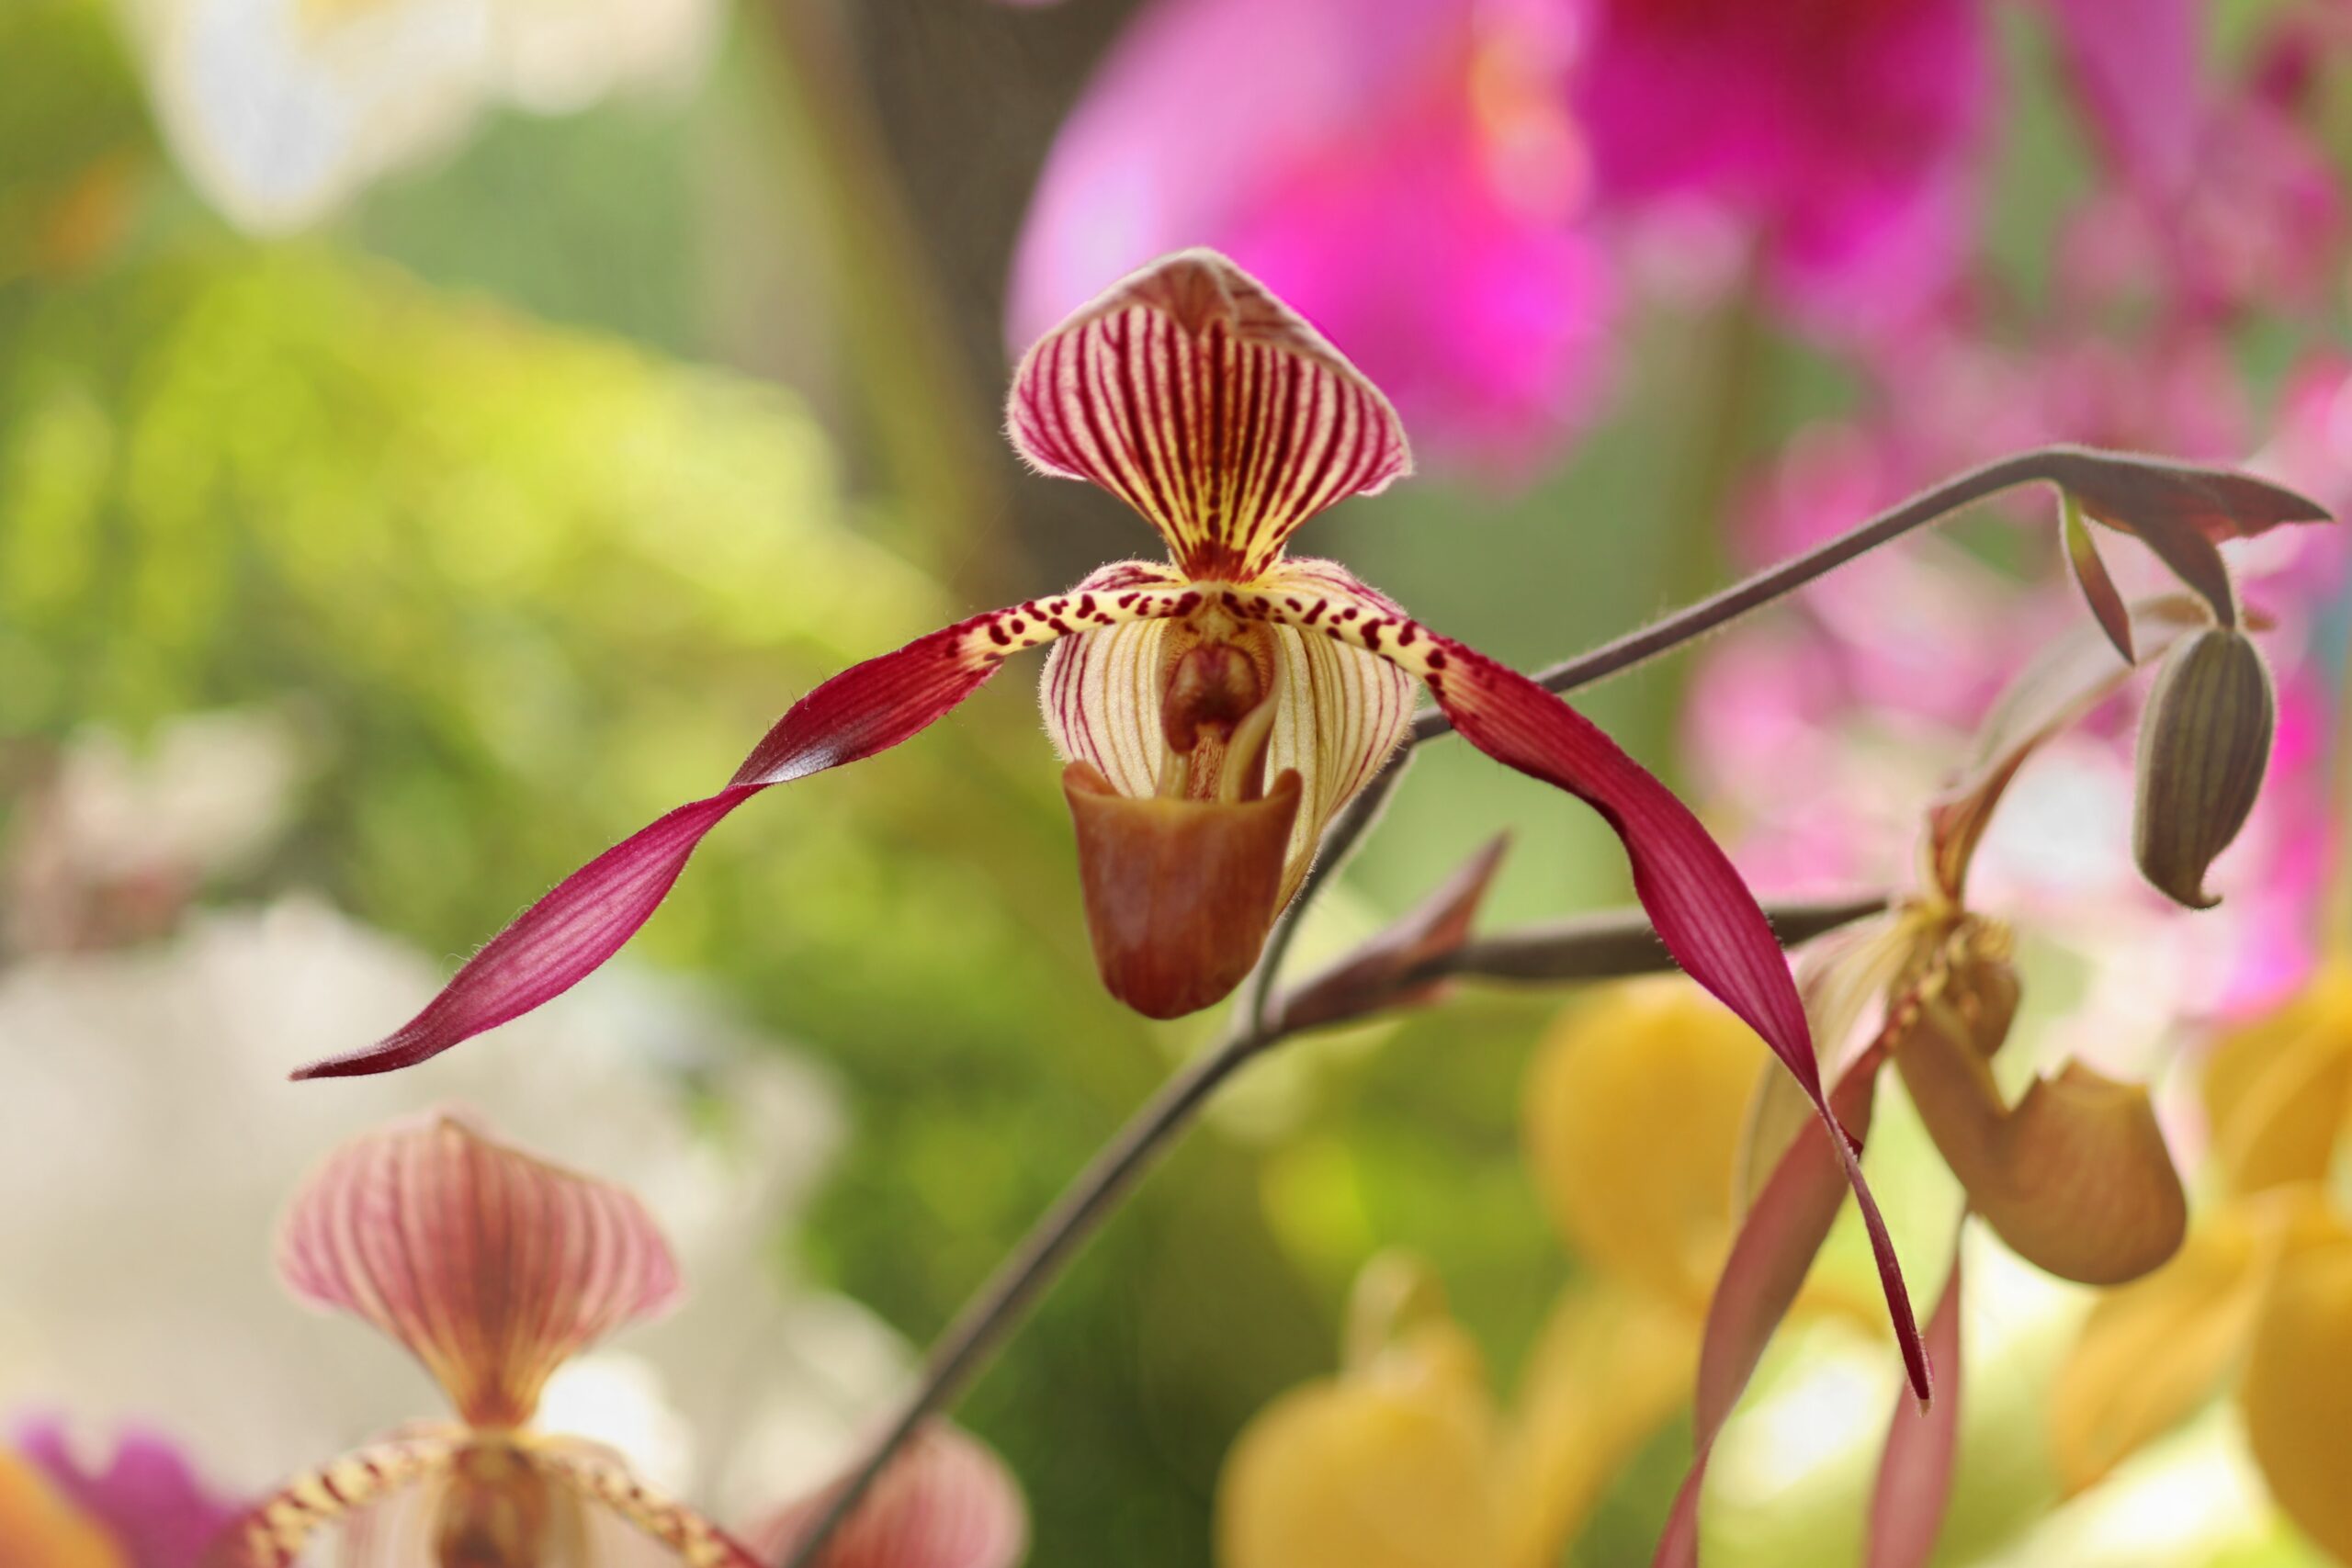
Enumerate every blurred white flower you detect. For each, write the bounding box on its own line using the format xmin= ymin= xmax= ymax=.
xmin=5 ymin=708 xmax=304 ymax=954
xmin=119 ymin=0 xmax=718 ymax=231
xmin=0 ymin=894 xmax=910 ymax=1519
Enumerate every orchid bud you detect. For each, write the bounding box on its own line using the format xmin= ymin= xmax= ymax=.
xmin=2133 ymin=626 xmax=2274 ymax=909
xmin=1892 ymin=943 xmax=2186 ymax=1285
xmin=1063 ymin=762 xmax=1302 ymax=1019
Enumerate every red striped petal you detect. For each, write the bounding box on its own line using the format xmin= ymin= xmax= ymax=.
xmin=300 ymin=585 xmax=1198 ymax=1079
xmin=1008 ymin=250 xmax=1410 ymax=581
xmin=277 ymin=1112 xmax=682 ymax=1427
xmin=1240 ymin=561 xmax=1927 ymax=1403
xmin=744 ymin=1424 xmax=1028 ymax=1568
xmin=1654 ymin=1061 xmax=1884 ymax=1568
xmin=1865 ymin=1242 xmax=1964 ymax=1568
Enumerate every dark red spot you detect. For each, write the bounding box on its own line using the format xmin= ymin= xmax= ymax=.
xmin=989 ymin=623 xmax=1011 ymax=647
xmin=1338 ymin=606 xmax=1358 ymax=621
xmin=1361 ymin=619 xmax=1385 ymax=651
xmin=1116 ymin=592 xmax=1139 ymax=609
xmin=1424 ymin=648 xmax=1448 ymax=671
xmin=1078 ymin=594 xmax=1098 ymax=619
xmin=1396 ymin=623 xmax=1419 ymax=648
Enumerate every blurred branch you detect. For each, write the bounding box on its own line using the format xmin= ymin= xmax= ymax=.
xmin=746 ymin=0 xmax=1008 ymax=581
xmin=775 ymin=891 xmax=1884 ymax=1566
xmin=1408 ymin=446 xmax=2099 ymax=744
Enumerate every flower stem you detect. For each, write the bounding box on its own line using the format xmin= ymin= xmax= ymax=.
xmin=777 ymin=896 xmax=1883 ymax=1565
xmin=1407 ymin=446 xmax=2064 ymax=743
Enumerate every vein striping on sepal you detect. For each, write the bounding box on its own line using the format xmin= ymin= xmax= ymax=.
xmin=220 ymin=1435 xmax=458 ymax=1567
xmin=1009 ymin=251 xmax=1409 ymax=581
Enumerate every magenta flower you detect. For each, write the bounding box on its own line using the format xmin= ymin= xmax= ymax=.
xmin=11 ymin=1422 xmax=237 ymax=1568
xmin=1573 ymin=0 xmax=1990 ymax=331
xmin=309 ymin=248 xmax=1930 ymax=1392
xmin=1007 ymin=0 xmax=1611 ymax=465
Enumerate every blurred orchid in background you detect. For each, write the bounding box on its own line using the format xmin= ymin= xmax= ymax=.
xmin=1575 ymin=0 xmax=1988 ymax=334
xmin=2 ymin=1426 xmax=236 ymax=1568
xmin=1008 ymin=0 xmax=1611 ymax=465
xmin=2052 ymin=905 xmax=2352 ymax=1562
xmin=208 ymin=1111 xmax=1027 ymax=1568
xmin=119 ymin=0 xmax=718 ymax=231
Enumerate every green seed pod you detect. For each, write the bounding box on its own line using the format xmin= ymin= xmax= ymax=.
xmin=2133 ymin=626 xmax=2275 ymax=909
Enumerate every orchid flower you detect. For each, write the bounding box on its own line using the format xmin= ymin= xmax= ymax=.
xmin=206 ymin=1110 xmax=769 ymax=1568
xmin=312 ymin=247 xmax=1928 ymax=1391
xmin=208 ymin=1111 xmax=1027 ymax=1568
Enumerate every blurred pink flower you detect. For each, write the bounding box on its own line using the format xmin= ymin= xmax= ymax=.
xmin=13 ymin=1422 xmax=236 ymax=1568
xmin=2051 ymin=6 xmax=2346 ymax=323
xmin=1008 ymin=0 xmax=1611 ymax=467
xmin=1573 ymin=0 xmax=1991 ymax=333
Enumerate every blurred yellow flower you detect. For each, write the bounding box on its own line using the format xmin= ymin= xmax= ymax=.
xmin=2053 ymin=958 xmax=2352 ymax=1562
xmin=0 ymin=1451 xmax=121 ymax=1568
xmin=1220 ymin=978 xmax=1792 ymax=1568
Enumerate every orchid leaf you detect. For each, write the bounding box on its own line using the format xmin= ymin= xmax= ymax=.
xmin=1654 ymin=1057 xmax=1886 ymax=1568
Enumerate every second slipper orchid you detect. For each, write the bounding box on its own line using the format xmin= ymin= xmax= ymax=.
xmin=307 ymin=248 xmax=1930 ymax=1393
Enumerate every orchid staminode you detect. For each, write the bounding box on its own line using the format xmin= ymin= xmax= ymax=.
xmin=306 ymin=250 xmax=1928 ymax=1393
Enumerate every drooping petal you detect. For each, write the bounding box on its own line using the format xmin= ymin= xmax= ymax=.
xmin=2048 ymin=1208 xmax=2266 ymax=1494
xmin=2238 ymin=1228 xmax=2352 ymax=1564
xmin=302 ymin=582 xmax=1198 ymax=1077
xmin=1865 ymin=1242 xmax=1964 ymax=1568
xmin=1239 ymin=560 xmax=1928 ymax=1400
xmin=1042 ymin=565 xmax=1413 ymax=899
xmin=1522 ymin=977 xmax=1762 ymax=1313
xmin=1654 ymin=1059 xmax=1884 ymax=1568
xmin=277 ymin=1112 xmax=681 ymax=1427
xmin=1007 ymin=249 xmax=1410 ymax=581
xmin=742 ymin=1423 xmax=1028 ymax=1568
xmin=200 ymin=1433 xmax=459 ymax=1568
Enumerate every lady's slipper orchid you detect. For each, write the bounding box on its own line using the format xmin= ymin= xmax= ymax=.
xmin=207 ymin=1111 xmax=765 ymax=1568
xmin=313 ymin=246 xmax=1928 ymax=1393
